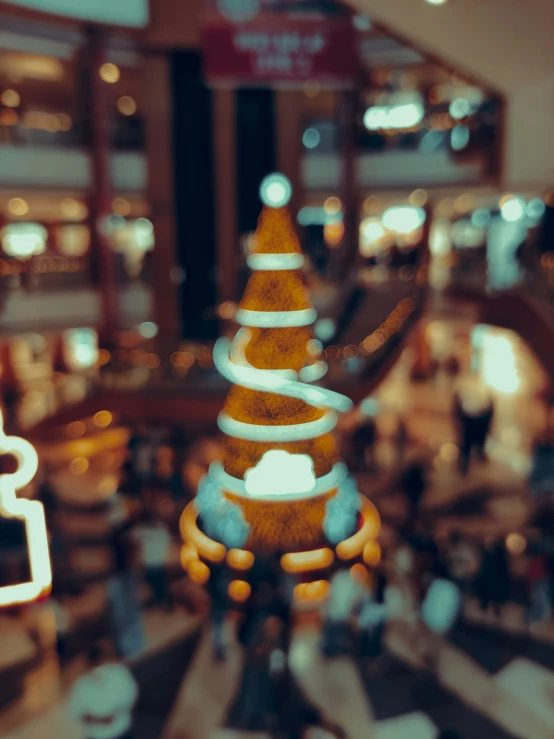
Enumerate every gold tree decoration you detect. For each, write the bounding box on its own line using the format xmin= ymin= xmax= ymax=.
xmin=181 ymin=201 xmax=380 ymax=585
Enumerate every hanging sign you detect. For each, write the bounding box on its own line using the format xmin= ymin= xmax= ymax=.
xmin=202 ymin=0 xmax=359 ymax=85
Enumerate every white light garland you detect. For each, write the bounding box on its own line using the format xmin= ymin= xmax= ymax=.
xmin=235 ymin=307 xmax=317 ymax=328
xmin=214 ymin=333 xmax=351 ymax=413
xmin=0 ymin=414 xmax=51 ymax=606
xmin=247 ymin=253 xmax=305 ymax=271
xmin=207 ymin=253 xmax=355 ymax=507
xmin=299 ymin=361 xmax=327 ymax=382
xmin=218 ymin=409 xmax=338 ymax=442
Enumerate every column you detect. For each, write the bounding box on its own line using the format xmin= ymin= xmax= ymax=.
xmin=236 ymin=88 xmax=276 ymax=234
xmin=338 ymin=88 xmax=360 ymax=279
xmin=275 ymin=89 xmax=303 ymax=221
xmin=213 ymin=88 xmax=238 ymax=305
xmin=86 ymin=28 xmax=119 ymax=348
xmin=171 ymin=51 xmax=217 ymax=340
xmin=144 ymin=53 xmax=181 ymax=342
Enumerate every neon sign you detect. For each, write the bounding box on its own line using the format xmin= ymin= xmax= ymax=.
xmin=0 ymin=414 xmax=51 ymax=606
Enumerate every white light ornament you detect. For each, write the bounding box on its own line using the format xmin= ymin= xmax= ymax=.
xmin=0 ymin=413 xmax=52 ymax=606
xmin=244 ymin=451 xmax=316 ymax=499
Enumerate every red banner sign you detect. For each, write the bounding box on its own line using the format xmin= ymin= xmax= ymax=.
xmin=202 ymin=2 xmax=359 ymax=85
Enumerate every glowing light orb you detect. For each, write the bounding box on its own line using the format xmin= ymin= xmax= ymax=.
xmin=139 ymin=321 xmax=158 ymax=339
xmin=314 ymin=318 xmax=335 ymax=342
xmin=302 ymin=128 xmax=321 ymax=149
xmin=259 ymin=173 xmax=292 ymax=208
xmin=360 ymin=397 xmax=380 ymax=417
xmin=471 ymin=209 xmax=491 ymax=228
xmin=117 ymin=96 xmax=137 ymax=116
xmin=244 ymin=450 xmax=316 ymax=498
xmin=382 ymin=206 xmax=425 ymax=234
xmin=422 ymin=579 xmax=461 ymax=634
xmin=1 ymin=89 xmax=20 ymax=108
xmin=228 ymin=580 xmax=251 ymax=602
xmin=449 ymin=98 xmax=471 ymax=119
xmin=451 ymin=125 xmax=470 ymax=151
xmin=527 ymin=198 xmax=546 ymax=221
xmin=500 ymin=196 xmax=525 ymax=223
xmin=99 ymin=63 xmax=120 ymax=84
xmin=505 ymin=532 xmax=526 ymax=554
xmin=93 ymin=410 xmax=113 ymax=428
xmin=1 ymin=223 xmax=46 ymax=259
xmin=363 ymin=103 xmax=424 ymax=131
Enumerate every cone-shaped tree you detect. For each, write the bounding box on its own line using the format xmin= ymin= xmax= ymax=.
xmin=218 ymin=207 xmax=347 ymax=551
xmin=185 ymin=205 xmax=379 ymax=565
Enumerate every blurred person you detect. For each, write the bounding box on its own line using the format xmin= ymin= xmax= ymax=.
xmin=409 ymin=527 xmax=449 ymax=596
xmin=401 ymin=461 xmax=427 ymax=526
xmin=235 ymin=612 xmax=343 ymax=739
xmin=526 ymin=547 xmax=552 ymax=623
xmin=474 ymin=538 xmax=510 ymax=618
xmin=383 ymin=542 xmax=421 ymax=647
xmin=206 ymin=560 xmax=231 ymax=661
xmin=107 ymin=493 xmax=129 ymax=530
xmin=454 ymin=386 xmax=494 ymax=474
xmin=132 ymin=513 xmax=173 ymax=609
xmin=39 ymin=474 xmax=57 ymax=517
xmin=169 ymin=460 xmax=186 ymax=501
xmin=321 ymin=569 xmax=366 ymax=658
xmin=396 ymin=417 xmax=409 ymax=465
xmin=238 ymin=554 xmax=281 ymax=649
xmin=446 ymin=532 xmax=481 ymax=593
xmin=350 ymin=418 xmax=377 ymax=472
xmin=133 ymin=432 xmax=156 ymax=489
xmin=51 ymin=594 xmax=72 ymax=666
xmin=68 ymin=643 xmax=138 ymax=739
xmin=107 ymin=526 xmax=145 ymax=659
xmin=358 ymin=597 xmax=387 ymax=662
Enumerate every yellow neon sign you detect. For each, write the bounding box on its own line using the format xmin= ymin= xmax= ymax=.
xmin=0 ymin=415 xmax=52 ymax=606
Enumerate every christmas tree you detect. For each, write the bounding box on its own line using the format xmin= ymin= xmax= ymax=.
xmin=181 ymin=205 xmax=379 ymax=580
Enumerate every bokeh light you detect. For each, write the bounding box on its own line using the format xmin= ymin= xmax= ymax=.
xmin=1 ymin=89 xmax=20 ymax=107
xmin=500 ymin=195 xmax=526 ymax=223
xmin=505 ymin=532 xmax=527 ymax=555
xmin=93 ymin=410 xmax=113 ymax=428
xmin=69 ymin=457 xmax=89 ymax=475
xmin=302 ymin=128 xmax=321 ymax=150
xmin=117 ymin=96 xmax=137 ymax=116
xmin=8 ymin=197 xmax=29 ymax=217
xmin=99 ymin=63 xmax=120 ymax=83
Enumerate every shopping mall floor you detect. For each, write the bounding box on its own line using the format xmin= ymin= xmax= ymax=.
xmin=1 ymin=299 xmax=554 ymax=739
